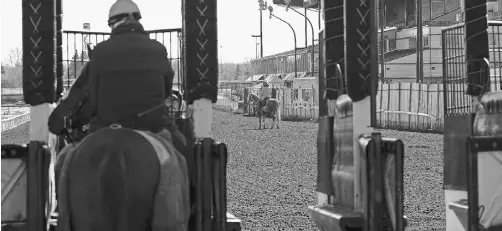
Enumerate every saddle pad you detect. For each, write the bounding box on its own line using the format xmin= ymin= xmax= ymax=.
xmin=133 ymin=129 xmax=190 ymax=230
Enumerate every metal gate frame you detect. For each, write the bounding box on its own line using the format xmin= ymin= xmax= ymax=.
xmin=61 ymin=28 xmax=184 ymax=92
xmin=442 ymin=21 xmax=502 ymax=116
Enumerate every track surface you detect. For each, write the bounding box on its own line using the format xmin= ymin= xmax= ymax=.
xmin=1 ymin=110 xmax=445 ymax=230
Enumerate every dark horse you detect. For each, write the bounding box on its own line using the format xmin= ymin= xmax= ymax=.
xmin=247 ymin=93 xmax=280 ymax=129
xmin=49 ymin=50 xmax=190 ymax=231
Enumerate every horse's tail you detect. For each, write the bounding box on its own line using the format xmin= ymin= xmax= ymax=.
xmin=98 ymin=147 xmax=129 ymax=231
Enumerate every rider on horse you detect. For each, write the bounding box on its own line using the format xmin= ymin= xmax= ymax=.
xmin=50 ymin=0 xmax=187 ymax=152
xmin=52 ymin=1 xmax=191 ymax=229
xmin=89 ymin=0 xmax=177 ymax=135
xmin=259 ymin=81 xmax=271 ymax=109
xmin=51 ymin=0 xmax=186 ymax=150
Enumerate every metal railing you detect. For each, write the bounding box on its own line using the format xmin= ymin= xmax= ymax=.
xmin=62 ymin=28 xmax=184 ymax=119
xmin=442 ymin=21 xmax=502 ymax=116
xmin=62 ymin=28 xmax=183 ymax=91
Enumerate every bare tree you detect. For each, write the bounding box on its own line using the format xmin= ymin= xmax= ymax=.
xmin=1 ymin=47 xmax=23 ymax=88
xmin=7 ymin=47 xmax=22 ymax=67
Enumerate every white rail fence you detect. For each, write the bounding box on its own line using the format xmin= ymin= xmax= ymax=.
xmin=1 ymin=83 xmax=445 ymax=133
xmin=1 ymin=112 xmax=31 ymax=132
xmin=215 ymin=82 xmax=445 ymax=132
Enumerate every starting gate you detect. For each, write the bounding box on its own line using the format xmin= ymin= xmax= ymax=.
xmin=2 ymin=0 xmax=240 ymax=230
xmin=442 ymin=21 xmax=502 ymax=116
xmin=442 ymin=21 xmax=502 ymax=231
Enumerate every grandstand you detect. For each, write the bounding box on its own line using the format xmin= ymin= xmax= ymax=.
xmin=247 ymin=0 xmax=502 ymax=84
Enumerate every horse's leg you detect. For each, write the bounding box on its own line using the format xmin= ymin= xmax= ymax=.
xmin=275 ymin=105 xmax=280 ymax=129
xmin=271 ymin=114 xmax=275 ymax=129
xmin=258 ymin=113 xmax=262 ymax=129
xmin=262 ymin=111 xmax=267 ymax=129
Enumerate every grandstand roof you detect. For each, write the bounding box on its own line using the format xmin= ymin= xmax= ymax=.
xmin=283 ymin=72 xmax=308 ymax=81
xmin=245 ymin=74 xmax=266 ymax=82
xmin=264 ymin=74 xmax=284 ymax=84
xmin=252 ymin=44 xmax=319 ymax=62
xmin=272 ymin=0 xmax=319 ymax=10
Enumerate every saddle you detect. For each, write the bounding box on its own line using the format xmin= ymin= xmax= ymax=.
xmin=56 ymin=127 xmax=190 ymax=231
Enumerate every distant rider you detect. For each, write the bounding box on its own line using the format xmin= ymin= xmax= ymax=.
xmin=88 ymin=0 xmax=186 ymax=149
xmin=259 ymin=81 xmax=271 ymax=109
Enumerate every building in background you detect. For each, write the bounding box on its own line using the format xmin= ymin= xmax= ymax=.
xmin=248 ymin=0 xmax=502 ymax=83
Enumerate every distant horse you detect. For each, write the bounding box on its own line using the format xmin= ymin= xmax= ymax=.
xmin=247 ymin=93 xmax=280 ymax=129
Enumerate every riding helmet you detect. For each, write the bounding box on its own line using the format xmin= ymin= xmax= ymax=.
xmin=108 ymin=0 xmax=142 ymax=24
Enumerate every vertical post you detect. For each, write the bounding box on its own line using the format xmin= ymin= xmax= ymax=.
xmin=22 ymin=0 xmax=57 ymax=231
xmin=380 ymin=0 xmax=385 ymax=81
xmin=324 ymin=0 xmax=344 ymax=101
xmin=416 ymin=0 xmax=423 ymax=83
xmin=311 ymin=20 xmax=315 ymax=76
xmin=56 ymin=0 xmax=63 ymax=100
xmin=318 ymin=3 xmax=321 ymax=30
xmin=317 ymin=0 xmax=344 ymax=206
xmin=404 ymin=0 xmax=408 ymax=26
xmin=344 ymin=0 xmax=377 ymax=213
xmin=465 ymin=0 xmax=489 ymax=97
xmin=305 ymin=8 xmax=308 ymax=49
xmin=260 ymin=9 xmax=264 ymax=58
xmin=183 ymin=0 xmax=219 ymax=230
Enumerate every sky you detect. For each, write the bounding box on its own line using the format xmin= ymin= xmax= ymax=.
xmin=1 ymin=0 xmax=322 ymax=64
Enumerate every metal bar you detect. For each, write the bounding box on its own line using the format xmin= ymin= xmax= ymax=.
xmin=201 ymin=139 xmax=212 ymax=231
xmin=369 ymin=133 xmax=384 ymax=231
xmin=194 ymin=143 xmax=203 ymax=231
xmin=395 ymin=139 xmax=406 ymax=231
xmin=416 ymin=0 xmax=422 ymax=83
xmin=466 ymin=137 xmax=480 ymax=231
xmin=380 ymin=0 xmax=385 ymax=81
xmin=260 ymin=9 xmax=264 ymax=58
xmin=442 ymin=29 xmax=448 ymax=116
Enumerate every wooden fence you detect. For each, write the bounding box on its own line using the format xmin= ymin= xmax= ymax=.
xmin=376 ymin=82 xmax=444 ymax=132
xmin=0 ymin=84 xmax=445 ymax=132
xmin=216 ymin=82 xmax=446 ymax=132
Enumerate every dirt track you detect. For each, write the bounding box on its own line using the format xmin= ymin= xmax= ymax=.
xmin=1 ymin=110 xmax=445 ymax=230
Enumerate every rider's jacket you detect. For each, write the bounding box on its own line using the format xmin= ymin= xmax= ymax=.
xmin=48 ymin=61 xmax=93 ymax=138
xmin=89 ymin=22 xmax=175 ymax=133
xmin=260 ymin=86 xmax=271 ymax=100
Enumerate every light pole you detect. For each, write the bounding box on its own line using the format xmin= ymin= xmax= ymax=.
xmin=258 ymin=0 xmax=267 ymax=58
xmin=256 ymin=43 xmax=260 ymax=59
xmin=268 ymin=5 xmax=297 ymax=78
xmin=285 ymin=4 xmax=315 ymax=76
xmin=252 ymin=34 xmax=261 ymax=58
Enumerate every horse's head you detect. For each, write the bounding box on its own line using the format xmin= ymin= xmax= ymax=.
xmin=247 ymin=93 xmax=259 ymax=105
